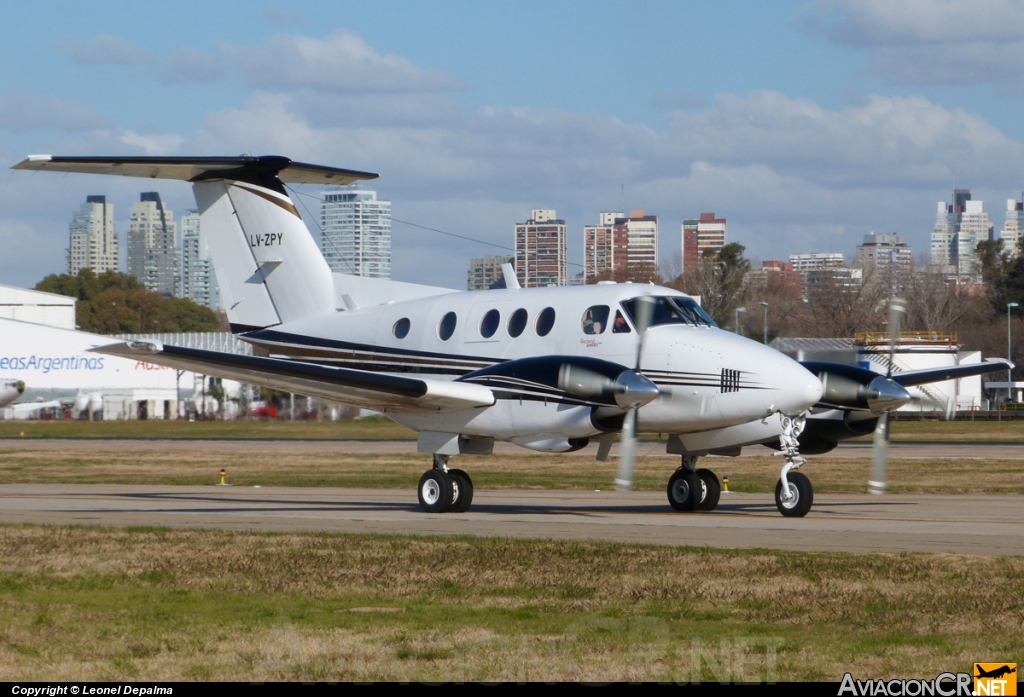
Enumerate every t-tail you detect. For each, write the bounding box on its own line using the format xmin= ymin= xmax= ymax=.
xmin=12 ymin=155 xmax=377 ymax=333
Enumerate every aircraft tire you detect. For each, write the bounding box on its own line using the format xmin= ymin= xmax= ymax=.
xmin=418 ymin=469 xmax=454 ymax=513
xmin=448 ymin=469 xmax=474 ymax=513
xmin=667 ymin=469 xmax=701 ymax=512
xmin=696 ymin=468 xmax=721 ymax=511
xmin=775 ymin=472 xmax=813 ymax=517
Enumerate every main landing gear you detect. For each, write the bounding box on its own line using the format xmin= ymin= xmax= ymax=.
xmin=667 ymin=456 xmax=721 ymax=512
xmin=417 ymin=454 xmax=474 ymax=513
xmin=773 ymin=414 xmax=813 ymax=517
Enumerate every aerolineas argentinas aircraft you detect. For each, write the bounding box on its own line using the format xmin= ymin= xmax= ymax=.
xmin=14 ymin=155 xmax=1013 ymax=517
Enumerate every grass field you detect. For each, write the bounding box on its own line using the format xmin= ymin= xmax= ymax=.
xmin=0 ymin=525 xmax=1021 ymax=682
xmin=0 ymin=415 xmax=1022 ymax=441
xmin=2 ymin=439 xmax=1024 ymax=494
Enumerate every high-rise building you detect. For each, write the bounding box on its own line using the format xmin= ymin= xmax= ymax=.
xmin=682 ymin=213 xmax=727 ymax=269
xmin=320 ymin=188 xmax=391 ymax=278
xmin=789 ymin=253 xmax=846 ymax=272
xmin=854 ymin=232 xmax=914 ymax=290
xmin=467 ymin=255 xmax=512 ymax=291
xmin=930 ymin=189 xmax=993 ymax=280
xmin=583 ymin=210 xmax=658 ymax=281
xmin=128 ymin=192 xmax=178 ymax=297
xmin=1002 ymin=192 xmax=1024 ymax=259
xmin=789 ymin=253 xmax=859 ymax=296
xmin=67 ymin=195 xmax=118 ymax=275
xmin=515 ymin=209 xmax=567 ymax=287
xmin=180 ymin=209 xmax=219 ymax=311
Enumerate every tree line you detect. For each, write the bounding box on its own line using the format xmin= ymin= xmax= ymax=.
xmin=35 ymin=269 xmax=224 ymax=334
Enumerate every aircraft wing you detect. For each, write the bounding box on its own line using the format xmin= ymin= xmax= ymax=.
xmin=89 ymin=342 xmax=494 ymax=412
xmin=11 ymin=155 xmax=377 ymax=186
xmin=891 ymin=359 xmax=1014 ymax=387
xmin=8 ymin=400 xmax=62 ymax=414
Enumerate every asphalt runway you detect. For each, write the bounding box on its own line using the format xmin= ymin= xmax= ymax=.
xmin=1 ymin=484 xmax=1021 ymax=555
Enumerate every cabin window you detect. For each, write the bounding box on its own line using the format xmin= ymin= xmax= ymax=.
xmin=535 ymin=307 xmax=556 ymax=336
xmin=507 ymin=308 xmax=528 ymax=337
xmin=582 ymin=305 xmax=610 ymax=335
xmin=479 ymin=309 xmax=500 ymax=338
xmin=393 ymin=318 xmax=411 ymax=339
xmin=611 ymin=310 xmax=631 ymax=333
xmin=438 ymin=311 xmax=457 ymax=341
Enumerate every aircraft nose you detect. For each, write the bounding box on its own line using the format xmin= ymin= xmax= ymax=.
xmin=774 ymin=356 xmax=822 ymax=414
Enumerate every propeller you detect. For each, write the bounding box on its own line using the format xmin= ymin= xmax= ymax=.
xmin=869 ymin=298 xmax=906 ymax=495
xmin=616 ymin=295 xmax=656 ymax=490
xmin=556 ymin=295 xmax=658 ymax=490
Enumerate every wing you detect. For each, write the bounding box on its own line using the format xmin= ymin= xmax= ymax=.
xmin=90 ymin=342 xmax=494 ymax=412
xmin=11 ymin=155 xmax=377 ymax=186
xmin=891 ymin=359 xmax=1013 ymax=387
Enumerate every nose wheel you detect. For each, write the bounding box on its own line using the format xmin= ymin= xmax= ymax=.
xmin=774 ymin=413 xmax=813 ymax=517
xmin=418 ymin=454 xmax=475 ymax=513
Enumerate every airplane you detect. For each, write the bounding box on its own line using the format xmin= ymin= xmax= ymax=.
xmin=975 ymin=665 xmax=1016 ymax=680
xmin=1 ymin=379 xmax=25 ymax=408
xmin=12 ymin=154 xmax=1013 ymax=517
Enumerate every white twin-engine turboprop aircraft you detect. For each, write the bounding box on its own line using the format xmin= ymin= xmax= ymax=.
xmin=14 ymin=155 xmax=1013 ymax=517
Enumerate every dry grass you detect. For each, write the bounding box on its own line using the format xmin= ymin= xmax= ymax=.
xmin=0 ymin=525 xmax=1021 ymax=681
xmin=2 ymin=440 xmax=1024 ymax=494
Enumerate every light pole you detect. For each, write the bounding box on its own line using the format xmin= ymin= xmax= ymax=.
xmin=1008 ymin=302 xmax=1018 ymax=405
xmin=759 ymin=301 xmax=769 ymax=345
xmin=734 ymin=307 xmax=746 ymax=335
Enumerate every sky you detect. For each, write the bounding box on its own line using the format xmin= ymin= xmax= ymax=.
xmin=2 ymin=0 xmax=1024 ymax=290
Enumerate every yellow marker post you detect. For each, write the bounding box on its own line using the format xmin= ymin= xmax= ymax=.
xmin=219 ymin=469 xmax=226 ymax=486
xmin=722 ymin=476 xmax=730 ymax=492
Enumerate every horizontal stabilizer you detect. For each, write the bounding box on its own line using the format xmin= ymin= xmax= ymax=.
xmin=12 ymin=155 xmax=377 ymax=186
xmin=891 ymin=359 xmax=1014 ymax=387
xmin=89 ymin=342 xmax=494 ymax=412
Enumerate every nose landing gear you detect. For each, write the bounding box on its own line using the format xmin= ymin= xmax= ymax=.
xmin=774 ymin=414 xmax=813 ymax=517
xmin=417 ymin=454 xmax=475 ymax=513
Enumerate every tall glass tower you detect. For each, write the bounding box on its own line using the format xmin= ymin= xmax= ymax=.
xmin=320 ymin=188 xmax=391 ymax=279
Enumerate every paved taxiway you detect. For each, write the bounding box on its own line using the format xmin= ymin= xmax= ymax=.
xmin=0 ymin=484 xmax=1020 ymax=555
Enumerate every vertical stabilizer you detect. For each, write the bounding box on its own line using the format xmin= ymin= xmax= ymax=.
xmin=195 ymin=180 xmax=336 ymax=333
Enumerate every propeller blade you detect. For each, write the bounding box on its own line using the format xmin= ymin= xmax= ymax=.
xmin=615 ymin=406 xmax=638 ymax=490
xmin=885 ymin=298 xmax=906 ymax=379
xmin=869 ymin=411 xmax=889 ymax=495
xmin=633 ymin=295 xmax=655 ymax=371
xmin=596 ymin=433 xmax=615 ymax=461
xmin=557 ymin=364 xmax=621 ymax=399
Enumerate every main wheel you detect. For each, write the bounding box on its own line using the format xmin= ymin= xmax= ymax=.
xmin=775 ymin=471 xmax=813 ymax=517
xmin=696 ymin=468 xmax=721 ymax=511
xmin=448 ymin=469 xmax=474 ymax=513
xmin=667 ymin=469 xmax=701 ymax=511
xmin=418 ymin=469 xmax=454 ymax=513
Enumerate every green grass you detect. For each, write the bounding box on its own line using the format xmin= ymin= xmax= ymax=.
xmin=0 ymin=415 xmax=415 ymax=440
xmin=0 ymin=525 xmax=1021 ymax=681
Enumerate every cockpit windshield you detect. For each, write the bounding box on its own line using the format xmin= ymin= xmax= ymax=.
xmin=620 ymin=295 xmax=718 ymax=328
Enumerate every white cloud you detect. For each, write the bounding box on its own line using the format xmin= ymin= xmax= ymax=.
xmin=799 ymin=0 xmax=1024 ymax=84
xmin=160 ymin=31 xmax=462 ymax=93
xmin=0 ymin=91 xmax=111 ymax=132
xmin=58 ymin=34 xmax=150 ymax=65
xmin=118 ymin=130 xmax=183 ymax=155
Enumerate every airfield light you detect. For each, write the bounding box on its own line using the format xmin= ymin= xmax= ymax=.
xmin=734 ymin=307 xmax=746 ymax=335
xmin=759 ymin=301 xmax=769 ymax=344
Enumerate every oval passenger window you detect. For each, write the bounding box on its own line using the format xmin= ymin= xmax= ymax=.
xmin=393 ymin=318 xmax=410 ymax=339
xmin=535 ymin=307 xmax=556 ymax=337
xmin=480 ymin=309 xmax=500 ymax=338
xmin=581 ymin=305 xmax=610 ymax=335
xmin=507 ymin=308 xmax=528 ymax=337
xmin=438 ymin=312 xmax=457 ymax=341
